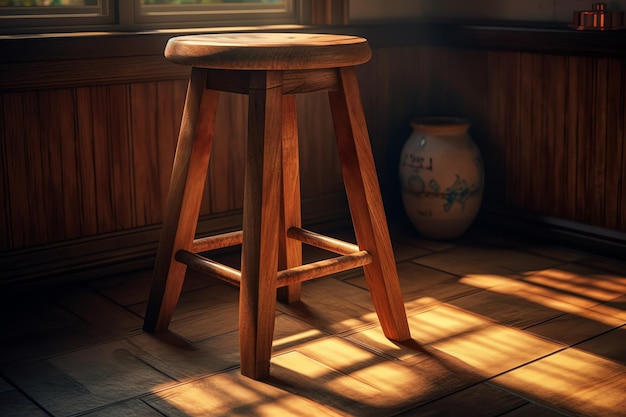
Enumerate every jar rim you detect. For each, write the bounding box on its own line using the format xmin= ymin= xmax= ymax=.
xmin=410 ymin=116 xmax=470 ymax=128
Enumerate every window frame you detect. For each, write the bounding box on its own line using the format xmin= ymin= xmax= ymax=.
xmin=0 ymin=0 xmax=310 ymax=35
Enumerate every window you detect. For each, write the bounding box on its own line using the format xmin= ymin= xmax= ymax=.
xmin=135 ymin=0 xmax=301 ymax=29
xmin=0 ymin=0 xmax=306 ymax=34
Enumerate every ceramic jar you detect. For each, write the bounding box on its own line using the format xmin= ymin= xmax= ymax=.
xmin=399 ymin=117 xmax=484 ymax=239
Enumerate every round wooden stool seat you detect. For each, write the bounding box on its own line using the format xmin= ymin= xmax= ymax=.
xmin=164 ymin=33 xmax=372 ymax=70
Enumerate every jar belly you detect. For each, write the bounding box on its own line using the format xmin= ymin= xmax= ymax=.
xmin=399 ymin=117 xmax=484 ymax=240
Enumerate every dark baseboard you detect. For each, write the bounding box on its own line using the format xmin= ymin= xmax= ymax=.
xmin=478 ymin=208 xmax=626 ymax=260
xmin=0 ymin=193 xmax=351 ymax=293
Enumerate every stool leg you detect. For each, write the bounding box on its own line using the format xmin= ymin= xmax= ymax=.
xmin=328 ymin=66 xmax=411 ymax=342
xmin=144 ymin=68 xmax=219 ymax=334
xmin=278 ymin=94 xmax=303 ymax=303
xmin=240 ymin=71 xmax=283 ymax=379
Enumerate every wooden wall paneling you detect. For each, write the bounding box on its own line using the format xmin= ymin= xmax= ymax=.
xmin=207 ymin=92 xmax=247 ymax=215
xmin=1 ymin=93 xmax=28 ymax=250
xmin=74 ymin=87 xmax=99 ymax=238
xmin=369 ymin=46 xmax=422 ymax=213
xmin=156 ymin=80 xmax=187 ymax=221
xmin=574 ymin=56 xmax=595 ymax=226
xmin=487 ymin=51 xmax=518 ymax=208
xmin=3 ymin=92 xmax=39 ymax=249
xmin=605 ymin=59 xmax=625 ymax=231
xmin=90 ymin=84 xmax=135 ymax=234
xmin=604 ymin=59 xmax=625 ymax=231
xmin=591 ymin=58 xmax=609 ymax=228
xmin=296 ymin=92 xmax=343 ymax=200
xmin=485 ymin=51 xmax=501 ymax=207
xmin=500 ymin=52 xmax=522 ymax=210
xmin=543 ymin=55 xmax=568 ymax=219
xmin=525 ymin=54 xmax=555 ymax=213
xmin=564 ymin=56 xmax=580 ymax=222
xmin=518 ymin=53 xmax=534 ymax=212
xmin=130 ymin=82 xmax=163 ymax=227
xmin=38 ymin=89 xmax=82 ymax=243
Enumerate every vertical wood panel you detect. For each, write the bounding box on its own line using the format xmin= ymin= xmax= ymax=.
xmin=130 ymin=82 xmax=164 ymax=226
xmin=91 ymin=85 xmax=134 ymax=233
xmin=208 ymin=92 xmax=247 ymax=214
xmin=156 ymin=80 xmax=186 ymax=220
xmin=296 ymin=92 xmax=342 ymax=199
xmin=370 ymin=46 xmax=422 ymax=212
xmin=2 ymin=93 xmax=28 ymax=248
xmin=564 ymin=56 xmax=579 ymax=221
xmin=575 ymin=57 xmax=594 ymax=225
xmin=518 ymin=53 xmax=534 ymax=211
xmin=490 ymin=52 xmax=522 ymax=209
xmin=591 ymin=58 xmax=608 ymax=226
xmin=39 ymin=89 xmax=82 ymax=241
xmin=604 ymin=60 xmax=624 ymax=230
xmin=75 ymin=87 xmax=99 ymax=238
xmin=545 ymin=55 xmax=568 ymax=218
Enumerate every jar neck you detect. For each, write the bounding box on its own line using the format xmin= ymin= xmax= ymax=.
xmin=411 ymin=117 xmax=470 ymax=135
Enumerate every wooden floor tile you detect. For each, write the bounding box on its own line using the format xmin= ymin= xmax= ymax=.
xmin=56 ymin=286 xmax=143 ymax=334
xmin=130 ymin=283 xmax=240 ymax=342
xmin=389 ymin=240 xmax=432 ymax=262
xmin=126 ymin=331 xmax=240 ymax=381
xmin=0 ymin=377 xmax=48 ymax=417
xmin=521 ymin=264 xmax=626 ymax=305
xmin=271 ymin=337 xmax=472 ymax=416
xmin=345 ymin=261 xmax=482 ymax=313
xmin=275 ymin=277 xmax=377 ymax=334
xmin=80 ymin=399 xmax=165 ymax=416
xmin=492 ymin=349 xmax=626 ymax=417
xmin=578 ymin=255 xmax=626 ymax=276
xmin=575 ymin=325 xmax=626 ymax=366
xmin=591 ymin=294 xmax=626 ymax=322
xmin=89 ymin=268 xmax=218 ymax=307
xmin=414 ymin=246 xmax=563 ymax=277
xmin=396 ymin=383 xmax=528 ymax=416
xmin=447 ymin=289 xmax=566 ymax=329
xmin=526 ymin=313 xmax=623 ymax=346
xmin=347 ymin=302 xmax=563 ymax=378
xmin=3 ymin=340 xmax=175 ymax=416
xmin=499 ymin=403 xmax=572 ymax=417
xmin=145 ymin=369 xmax=345 ymax=417
xmin=346 ymin=304 xmax=489 ymax=362
xmin=430 ymin=323 xmax=563 ymax=378
xmin=0 ymin=287 xmax=142 ymax=364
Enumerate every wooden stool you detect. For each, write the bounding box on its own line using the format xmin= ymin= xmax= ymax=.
xmin=143 ymin=33 xmax=411 ymax=380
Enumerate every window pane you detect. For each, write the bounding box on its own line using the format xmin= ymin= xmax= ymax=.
xmin=136 ymin=0 xmax=299 ymax=27
xmin=0 ymin=1 xmax=101 ymax=13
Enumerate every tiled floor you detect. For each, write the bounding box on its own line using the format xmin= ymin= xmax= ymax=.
xmin=1 ymin=222 xmax=625 ymax=417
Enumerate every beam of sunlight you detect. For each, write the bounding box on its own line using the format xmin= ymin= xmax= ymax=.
xmin=460 ymin=274 xmax=625 ymax=326
xmin=432 ymin=325 xmax=562 ymax=377
xmin=272 ymin=328 xmax=325 ymax=351
xmin=525 ymin=268 xmax=626 ymax=302
xmin=493 ymin=349 xmax=626 ymax=417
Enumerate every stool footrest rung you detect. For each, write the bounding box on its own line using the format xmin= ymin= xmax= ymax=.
xmin=192 ymin=230 xmax=243 ymax=253
xmin=175 ymin=250 xmax=242 ymax=287
xmin=276 ymin=250 xmax=371 ymax=287
xmin=287 ymin=227 xmax=360 ymax=255
xmin=176 ymin=248 xmax=372 ymax=288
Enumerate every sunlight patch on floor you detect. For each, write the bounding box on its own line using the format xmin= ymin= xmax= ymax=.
xmin=460 ymin=273 xmax=626 ymax=326
xmin=492 ymin=349 xmax=626 ymax=417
